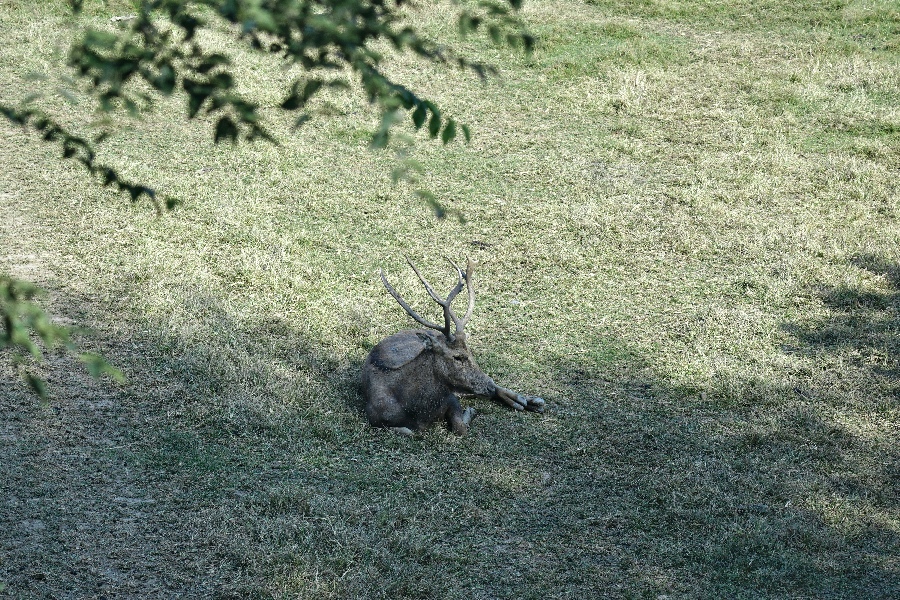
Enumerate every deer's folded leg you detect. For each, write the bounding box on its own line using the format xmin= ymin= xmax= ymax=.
xmin=448 ymin=404 xmax=477 ymax=436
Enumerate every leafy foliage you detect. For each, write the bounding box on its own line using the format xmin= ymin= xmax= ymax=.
xmin=0 ymin=276 xmax=124 ymax=400
xmin=4 ymin=0 xmax=531 ymax=206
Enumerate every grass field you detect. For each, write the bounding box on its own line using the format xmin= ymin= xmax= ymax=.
xmin=1 ymin=0 xmax=899 ymax=598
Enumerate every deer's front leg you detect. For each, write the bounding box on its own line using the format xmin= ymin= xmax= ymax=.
xmin=494 ymin=386 xmax=545 ymax=413
xmin=446 ymin=394 xmax=477 ymax=436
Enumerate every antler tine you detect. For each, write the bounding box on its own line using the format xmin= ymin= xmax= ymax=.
xmin=409 ymin=255 xmax=468 ymax=338
xmin=443 ymin=257 xmax=467 ymax=306
xmin=380 ymin=269 xmax=444 ymax=332
xmin=459 ymin=258 xmax=475 ymax=329
xmin=405 ymin=256 xmax=448 ymax=307
xmin=443 ymin=257 xmax=469 ymax=334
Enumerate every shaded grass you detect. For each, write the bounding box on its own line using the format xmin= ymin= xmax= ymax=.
xmin=1 ymin=0 xmax=899 ymax=598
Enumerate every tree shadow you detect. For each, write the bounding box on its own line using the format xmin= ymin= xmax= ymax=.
xmin=454 ymin=253 xmax=900 ymax=598
xmin=513 ymin=338 xmax=899 ymax=598
xmin=2 ymin=267 xmax=898 ymax=599
xmin=787 ymin=253 xmax=900 ymax=389
xmin=0 ymin=284 xmax=368 ymax=597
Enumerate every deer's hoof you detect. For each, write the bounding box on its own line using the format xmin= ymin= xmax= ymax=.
xmin=524 ymin=395 xmax=545 ymax=413
xmin=389 ymin=426 xmax=415 ymax=436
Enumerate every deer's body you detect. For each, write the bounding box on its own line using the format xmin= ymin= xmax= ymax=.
xmin=361 ymin=258 xmax=544 ymax=436
xmin=362 ymin=328 xmax=497 ymax=435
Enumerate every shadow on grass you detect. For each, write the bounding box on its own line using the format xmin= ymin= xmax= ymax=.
xmin=528 ymin=357 xmax=899 ymax=599
xmin=2 ymin=270 xmax=898 ymax=599
xmin=0 ymin=286 xmax=366 ymax=598
xmin=785 ymin=253 xmax=900 ymax=393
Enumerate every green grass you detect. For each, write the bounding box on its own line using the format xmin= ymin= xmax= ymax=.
xmin=1 ymin=0 xmax=898 ymax=598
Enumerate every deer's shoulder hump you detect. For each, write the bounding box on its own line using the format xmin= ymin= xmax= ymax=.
xmin=370 ymin=330 xmax=440 ymax=370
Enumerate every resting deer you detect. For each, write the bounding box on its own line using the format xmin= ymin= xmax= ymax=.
xmin=361 ymin=257 xmax=544 ymax=435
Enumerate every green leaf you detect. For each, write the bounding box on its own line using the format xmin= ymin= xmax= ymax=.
xmin=175 ymin=13 xmax=202 ymax=40
xmin=214 ymin=116 xmax=238 ymax=143
xmin=153 ymin=64 xmax=176 ymax=95
xmin=232 ymin=100 xmax=258 ymax=123
xmin=391 ymin=165 xmax=407 ymax=183
xmin=79 ymin=352 xmax=126 ymax=382
xmin=82 ymin=29 xmax=118 ymax=50
xmin=415 ymin=189 xmax=445 ymax=219
xmin=247 ymin=124 xmax=276 ymax=143
xmin=247 ymin=7 xmax=277 ymax=32
xmin=301 ymin=79 xmax=323 ymax=102
xmin=461 ymin=123 xmax=471 ymax=142
xmin=488 ymin=25 xmax=502 ymax=45
xmin=412 ymin=104 xmax=427 ymax=129
xmin=208 ymin=96 xmax=227 ymax=112
xmin=459 ymin=13 xmax=472 ymax=37
xmin=441 ymin=119 xmax=457 ymax=144
xmin=371 ymin=129 xmax=389 ymax=149
xmin=128 ymin=185 xmax=144 ymax=202
xmin=281 ymin=79 xmax=322 ymax=110
xmin=183 ymin=79 xmax=210 ymax=118
xmin=522 ymin=33 xmax=535 ymax=55
xmin=197 ymin=53 xmax=230 ymax=74
xmin=281 ymin=90 xmax=302 ymax=110
xmin=187 ymin=92 xmax=205 ymax=118
xmin=100 ymin=167 xmax=118 ymax=186
xmin=25 ymin=373 xmax=48 ymax=402
xmin=428 ymin=112 xmax=441 ymax=138
xmin=209 ymin=72 xmax=234 ymax=90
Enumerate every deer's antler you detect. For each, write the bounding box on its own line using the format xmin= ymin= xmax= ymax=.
xmin=380 ymin=257 xmax=476 ymax=340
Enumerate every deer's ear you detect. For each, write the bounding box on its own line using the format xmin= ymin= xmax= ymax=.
xmin=373 ymin=333 xmax=431 ymax=369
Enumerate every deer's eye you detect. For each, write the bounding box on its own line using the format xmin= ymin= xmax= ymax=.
xmin=453 ymin=355 xmax=467 ymax=362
